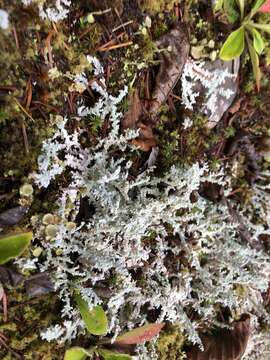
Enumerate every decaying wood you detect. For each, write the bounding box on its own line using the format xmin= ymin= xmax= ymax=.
xmin=186 ymin=314 xmax=250 ymax=360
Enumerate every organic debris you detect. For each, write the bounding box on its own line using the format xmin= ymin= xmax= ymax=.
xmin=0 ymin=206 xmax=28 ymax=227
xmin=148 ymin=24 xmax=190 ymax=118
xmin=186 ymin=314 xmax=250 ymax=360
xmin=0 ymin=1 xmax=270 ymax=359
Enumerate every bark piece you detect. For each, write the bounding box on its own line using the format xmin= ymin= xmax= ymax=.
xmin=186 ymin=314 xmax=250 ymax=360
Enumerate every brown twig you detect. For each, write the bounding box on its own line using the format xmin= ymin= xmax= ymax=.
xmin=170 ymin=93 xmax=182 ymax=102
xmin=12 ymin=27 xmax=20 ymax=49
xmin=112 ymin=20 xmax=133 ymax=33
xmin=2 ymin=290 xmax=7 ymax=323
xmin=98 ymin=41 xmax=133 ymax=52
xmin=21 ymin=120 xmax=30 ymax=155
xmin=44 ymin=31 xmax=54 ymax=68
xmin=14 ymin=98 xmax=35 ymax=122
xmin=0 ymin=336 xmax=22 ymax=360
xmin=97 ymin=31 xmax=126 ymax=50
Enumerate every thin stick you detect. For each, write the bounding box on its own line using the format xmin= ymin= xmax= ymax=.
xmin=12 ymin=27 xmax=19 ymax=49
xmin=0 ymin=337 xmax=21 ymax=359
xmin=170 ymin=93 xmax=182 ymax=101
xmin=112 ymin=20 xmax=133 ymax=33
xmin=97 ymin=31 xmax=126 ymax=50
xmin=21 ymin=120 xmax=30 ymax=155
xmin=99 ymin=41 xmax=133 ymax=52
xmin=14 ymin=98 xmax=35 ymax=122
xmin=2 ymin=290 xmax=7 ymax=322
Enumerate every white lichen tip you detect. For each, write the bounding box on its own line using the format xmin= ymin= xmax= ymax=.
xmin=0 ymin=9 xmax=9 ymax=30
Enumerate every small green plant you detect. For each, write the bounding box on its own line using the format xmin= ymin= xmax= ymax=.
xmin=218 ymin=0 xmax=270 ymax=89
xmin=65 ymin=293 xmax=164 ymax=360
xmin=0 ymin=232 xmax=32 ymax=264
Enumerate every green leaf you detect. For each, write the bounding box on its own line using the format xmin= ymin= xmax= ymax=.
xmin=224 ymin=0 xmax=240 ymax=23
xmin=75 ymin=294 xmax=108 ymax=335
xmin=251 ymin=28 xmax=265 ymax=54
xmin=0 ymin=232 xmax=32 ymax=264
xmin=219 ymin=27 xmax=245 ymax=60
xmin=98 ymin=349 xmax=132 ymax=360
xmin=236 ymin=0 xmax=245 ymax=19
xmin=252 ymin=0 xmax=266 ymax=12
xmin=64 ymin=347 xmax=91 ymax=360
xmin=247 ymin=35 xmax=261 ymax=91
xmin=114 ymin=323 xmax=165 ymax=345
xmin=251 ymin=23 xmax=270 ymax=34
xmin=214 ymin=0 xmax=224 ymax=11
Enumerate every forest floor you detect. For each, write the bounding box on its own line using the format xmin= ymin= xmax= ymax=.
xmin=0 ymin=1 xmax=270 ymax=359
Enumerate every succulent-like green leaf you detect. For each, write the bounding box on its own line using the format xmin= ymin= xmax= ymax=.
xmin=219 ymin=27 xmax=245 ymax=60
xmin=64 ymin=347 xmax=90 ymax=360
xmin=75 ymin=294 xmax=108 ymax=335
xmin=114 ymin=323 xmax=164 ymax=345
xmin=247 ymin=36 xmax=261 ymax=91
xmin=251 ymin=28 xmax=265 ymax=54
xmin=98 ymin=349 xmax=132 ymax=360
xmin=251 ymin=23 xmax=270 ymax=34
xmin=0 ymin=232 xmax=32 ymax=265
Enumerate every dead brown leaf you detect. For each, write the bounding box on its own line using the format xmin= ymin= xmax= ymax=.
xmin=131 ymin=122 xmax=156 ymax=152
xmin=122 ymin=90 xmax=156 ymax=151
xmin=122 ymin=89 xmax=143 ymax=130
xmin=148 ymin=24 xmax=190 ymax=119
xmin=122 ymin=24 xmax=190 ymax=151
xmin=186 ymin=314 xmax=250 ymax=360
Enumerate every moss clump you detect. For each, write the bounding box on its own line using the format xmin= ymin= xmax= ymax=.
xmin=139 ymin=0 xmax=177 ymax=13
xmin=0 ymin=288 xmax=64 ymax=359
xmin=156 ymin=325 xmax=186 ymax=360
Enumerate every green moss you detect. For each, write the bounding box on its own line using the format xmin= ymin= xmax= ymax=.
xmin=156 ymin=325 xmax=186 ymax=360
xmin=0 ymin=289 xmax=64 ymax=359
xmin=138 ymin=0 xmax=177 ymax=13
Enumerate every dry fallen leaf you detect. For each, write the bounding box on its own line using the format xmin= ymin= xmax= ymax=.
xmin=122 ymin=25 xmax=189 ymax=151
xmin=122 ymin=89 xmax=156 ymax=151
xmin=122 ymin=89 xmax=142 ymax=130
xmin=0 ymin=206 xmax=29 ymax=227
xmin=148 ymin=24 xmax=190 ymax=119
xmin=131 ymin=122 xmax=156 ymax=151
xmin=186 ymin=314 xmax=250 ymax=360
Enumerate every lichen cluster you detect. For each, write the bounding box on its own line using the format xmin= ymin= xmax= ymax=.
xmin=0 ymin=0 xmax=270 ymax=359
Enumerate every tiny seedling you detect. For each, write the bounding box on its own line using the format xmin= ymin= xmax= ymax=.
xmin=65 ymin=295 xmax=164 ymax=360
xmin=0 ymin=232 xmax=32 ymax=264
xmin=218 ymin=0 xmax=270 ymax=89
